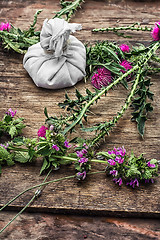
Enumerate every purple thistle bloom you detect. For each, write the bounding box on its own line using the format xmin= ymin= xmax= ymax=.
xmin=79 ymin=157 xmax=88 ymax=163
xmin=76 ymin=171 xmax=86 ymax=180
xmin=37 ymin=125 xmax=48 ymax=138
xmin=108 ymin=159 xmax=116 ymax=166
xmin=120 ymin=44 xmax=130 ymax=53
xmin=151 ymin=22 xmax=160 ymax=41
xmin=120 ymin=60 xmax=133 ymax=81
xmin=64 ymin=140 xmax=72 ymax=148
xmin=113 ymin=178 xmax=123 ymax=186
xmin=76 ymin=151 xmax=83 ymax=158
xmin=52 ymin=144 xmax=60 ymax=151
xmin=0 ymin=22 xmax=11 ymax=31
xmin=109 ymin=170 xmax=118 ymax=176
xmin=6 ymin=108 xmax=17 ymax=117
xmin=91 ymin=67 xmax=112 ymax=90
xmin=147 ymin=161 xmax=156 ymax=168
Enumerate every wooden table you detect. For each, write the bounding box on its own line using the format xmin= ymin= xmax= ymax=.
xmin=0 ymin=0 xmax=160 ymax=239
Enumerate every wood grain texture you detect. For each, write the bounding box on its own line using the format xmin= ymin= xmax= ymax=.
xmin=0 ymin=212 xmax=160 ymax=240
xmin=0 ymin=0 xmax=160 ymax=218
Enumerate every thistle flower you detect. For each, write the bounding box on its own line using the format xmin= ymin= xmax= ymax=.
xmin=120 ymin=44 xmax=130 ymax=53
xmin=37 ymin=125 xmax=48 ymax=138
xmin=91 ymin=67 xmax=112 ymax=89
xmin=6 ymin=108 xmax=17 ymax=117
xmin=151 ymin=22 xmax=160 ymax=41
xmin=0 ymin=22 xmax=11 ymax=31
xmin=126 ymin=178 xmax=139 ymax=188
xmin=120 ymin=60 xmax=133 ymax=74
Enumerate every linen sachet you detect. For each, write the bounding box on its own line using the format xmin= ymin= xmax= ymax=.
xmin=23 ymin=18 xmax=86 ymax=89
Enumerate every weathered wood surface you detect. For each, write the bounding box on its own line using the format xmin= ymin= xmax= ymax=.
xmin=0 ymin=212 xmax=160 ymax=240
xmin=0 ymin=0 xmax=160 ymax=226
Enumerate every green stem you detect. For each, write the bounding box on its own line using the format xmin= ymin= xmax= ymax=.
xmin=0 ymin=168 xmax=52 ymax=234
xmin=90 ymin=41 xmax=160 ymax=146
xmin=53 ymin=155 xmax=108 ymax=164
xmin=53 ymin=0 xmax=84 ymax=21
xmin=90 ymin=68 xmax=142 ymax=146
xmin=62 ymin=64 xmax=139 ymax=135
xmin=0 ymin=195 xmax=36 ymax=234
xmin=0 ymin=169 xmax=52 ymax=212
xmin=0 ymin=171 xmax=104 ymax=214
xmin=92 ymin=24 xmax=152 ymax=33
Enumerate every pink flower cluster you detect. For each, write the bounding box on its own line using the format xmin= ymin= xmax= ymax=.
xmin=151 ymin=22 xmax=160 ymax=41
xmin=91 ymin=67 xmax=112 ymax=89
xmin=37 ymin=125 xmax=48 ymax=138
xmin=76 ymin=171 xmax=86 ymax=180
xmin=107 ymin=146 xmax=126 ymax=172
xmin=126 ymin=178 xmax=139 ymax=188
xmin=6 ymin=108 xmax=17 ymax=117
xmin=0 ymin=22 xmax=11 ymax=31
xmin=76 ymin=143 xmax=88 ymax=164
xmin=120 ymin=44 xmax=130 ymax=53
xmin=120 ymin=60 xmax=133 ymax=75
xmin=52 ymin=144 xmax=59 ymax=151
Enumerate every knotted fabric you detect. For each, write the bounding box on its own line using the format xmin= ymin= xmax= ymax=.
xmin=23 ymin=18 xmax=86 ymax=89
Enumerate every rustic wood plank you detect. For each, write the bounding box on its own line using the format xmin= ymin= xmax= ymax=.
xmin=0 ymin=0 xmax=160 ymax=218
xmin=0 ymin=212 xmax=160 ymax=240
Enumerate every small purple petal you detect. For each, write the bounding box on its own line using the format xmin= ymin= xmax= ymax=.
xmin=52 ymin=144 xmax=59 ymax=151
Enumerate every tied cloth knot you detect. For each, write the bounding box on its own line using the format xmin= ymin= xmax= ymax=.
xmin=40 ymin=18 xmax=82 ymax=58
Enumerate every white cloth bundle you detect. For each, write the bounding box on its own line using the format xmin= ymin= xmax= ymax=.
xmin=23 ymin=18 xmax=86 ymax=89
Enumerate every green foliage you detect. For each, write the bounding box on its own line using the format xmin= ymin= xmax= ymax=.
xmin=0 ymin=114 xmax=25 ymax=138
xmin=131 ymin=75 xmax=154 ymax=136
xmin=0 ymin=10 xmax=42 ymax=54
xmin=54 ymin=0 xmax=84 ymax=21
xmin=0 ymin=146 xmax=14 ymax=174
xmin=92 ymin=22 xmax=152 ymax=38
xmin=86 ymin=41 xmax=125 ymax=78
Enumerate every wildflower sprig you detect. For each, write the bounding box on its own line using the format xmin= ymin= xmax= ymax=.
xmin=0 ymin=0 xmax=84 ymax=54
xmin=0 ymin=10 xmax=42 ymax=54
xmin=0 ymin=108 xmax=25 ymax=138
xmin=97 ymin=146 xmax=158 ymax=187
xmin=92 ymin=22 xmax=152 ymax=38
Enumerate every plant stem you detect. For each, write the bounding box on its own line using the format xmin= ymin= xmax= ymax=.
xmin=53 ymin=155 xmax=108 ymax=164
xmin=90 ymin=68 xmax=142 ymax=146
xmin=53 ymin=0 xmax=84 ymax=22
xmin=0 ymin=170 xmax=104 ymax=234
xmin=0 ymin=169 xmax=52 ymax=212
xmin=91 ymin=42 xmax=160 ymax=145
xmin=62 ymin=65 xmax=139 ymax=135
xmin=0 ymin=168 xmax=52 ymax=234
xmin=92 ymin=24 xmax=152 ymax=33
